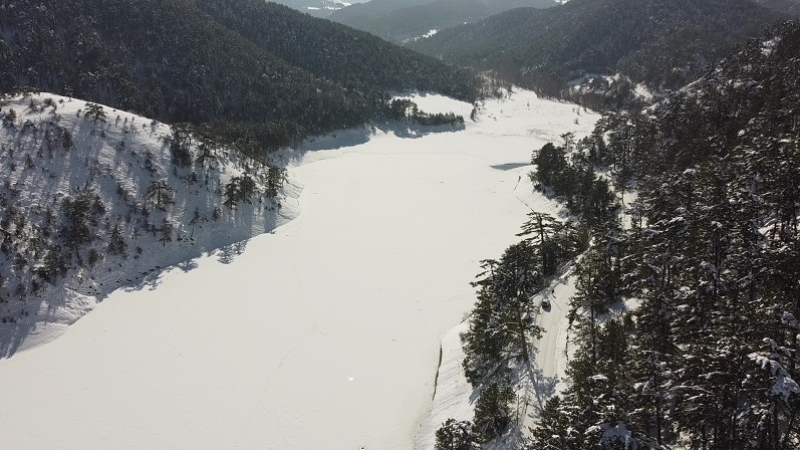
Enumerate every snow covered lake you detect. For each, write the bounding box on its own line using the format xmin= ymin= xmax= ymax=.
xmin=0 ymin=91 xmax=597 ymax=449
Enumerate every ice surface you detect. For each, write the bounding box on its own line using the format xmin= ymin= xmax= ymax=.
xmin=0 ymin=89 xmax=598 ymax=449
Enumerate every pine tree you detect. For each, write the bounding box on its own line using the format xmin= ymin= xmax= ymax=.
xmin=169 ymin=125 xmax=192 ymax=168
xmin=145 ymin=180 xmax=174 ymax=211
xmin=60 ymin=189 xmax=101 ymax=258
xmin=266 ymin=166 xmax=287 ymax=199
xmin=528 ymin=396 xmax=579 ymax=450
xmin=473 ymin=377 xmax=516 ymax=444
xmin=108 ymin=224 xmax=128 ymax=256
xmin=159 ymin=219 xmax=173 ymax=247
xmin=462 ymin=283 xmax=511 ymax=386
xmin=435 ymin=419 xmax=477 ymax=450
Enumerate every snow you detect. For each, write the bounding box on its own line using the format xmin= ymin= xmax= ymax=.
xmin=413 ymin=322 xmax=473 ymax=449
xmin=634 ymin=83 xmax=653 ymax=101
xmin=413 ymin=269 xmax=580 ymax=450
xmin=0 ymin=93 xmax=297 ymax=356
xmin=0 ymin=89 xmax=598 ymax=449
xmin=761 ymin=37 xmax=781 ymax=56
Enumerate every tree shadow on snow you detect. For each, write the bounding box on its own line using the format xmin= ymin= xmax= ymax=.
xmin=0 ymin=286 xmax=81 ymax=358
xmin=0 ymin=316 xmax=39 ymax=358
xmin=521 ymin=358 xmax=559 ymax=418
xmin=214 ymin=240 xmax=248 ymax=265
xmin=466 ymin=345 xmax=560 ymax=428
xmin=287 ymin=120 xmax=465 ymax=164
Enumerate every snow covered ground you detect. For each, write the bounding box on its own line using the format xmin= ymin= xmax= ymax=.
xmin=0 ymin=93 xmax=298 ymax=356
xmin=0 ymin=90 xmax=598 ymax=449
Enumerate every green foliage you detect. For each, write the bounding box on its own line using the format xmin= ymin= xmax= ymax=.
xmin=527 ymin=21 xmax=800 ymax=450
xmin=60 ymin=189 xmax=104 ymax=256
xmin=387 ymin=99 xmax=418 ymax=120
xmin=0 ymin=0 xmax=479 ymax=159
xmin=223 ymin=173 xmax=259 ymax=208
xmin=335 ymin=0 xmax=495 ymax=44
xmin=463 ymin=243 xmax=543 ymax=385
xmin=384 ymin=99 xmax=465 ymax=126
xmin=159 ymin=219 xmax=173 ymax=247
xmin=462 ymin=213 xmax=579 ymax=386
xmin=409 ymin=0 xmax=781 ymax=97
xmin=169 ymin=125 xmax=192 ymax=168
xmin=108 ymin=224 xmax=128 ymax=256
xmin=517 ymin=211 xmax=582 ymax=277
xmin=84 ymin=103 xmax=106 ymax=122
xmin=530 ymin=142 xmax=618 ymax=227
xmin=35 ymin=244 xmax=68 ymax=284
xmin=2 ymin=108 xmax=16 ymax=127
xmin=461 ymin=288 xmax=511 ymax=386
xmin=473 ymin=377 xmax=516 ymax=443
xmin=528 ymin=396 xmax=578 ymax=450
xmin=145 ymin=180 xmax=175 ymax=211
xmin=435 ymin=418 xmax=477 ymax=450
xmin=87 ymin=248 xmax=101 ymax=267
xmin=266 ymin=167 xmax=287 ymax=199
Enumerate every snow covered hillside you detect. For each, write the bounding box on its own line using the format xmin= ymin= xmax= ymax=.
xmin=0 ymin=89 xmax=598 ymax=449
xmin=0 ymin=93 xmax=297 ymax=355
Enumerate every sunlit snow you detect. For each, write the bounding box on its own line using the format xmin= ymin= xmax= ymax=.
xmin=0 ymin=89 xmax=598 ymax=449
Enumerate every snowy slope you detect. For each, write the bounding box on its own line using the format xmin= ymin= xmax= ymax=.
xmin=0 ymin=89 xmax=597 ymax=449
xmin=0 ymin=93 xmax=298 ymax=355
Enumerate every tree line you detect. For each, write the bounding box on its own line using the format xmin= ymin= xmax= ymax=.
xmin=437 ymin=20 xmax=800 ymax=450
xmin=0 ymin=0 xmax=480 ymax=160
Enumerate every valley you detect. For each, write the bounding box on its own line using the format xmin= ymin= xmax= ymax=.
xmin=0 ymin=91 xmax=597 ymax=449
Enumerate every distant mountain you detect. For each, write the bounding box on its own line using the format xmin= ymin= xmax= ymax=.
xmin=330 ymin=0 xmax=557 ymax=43
xmin=0 ymin=0 xmax=478 ymax=156
xmin=753 ymin=0 xmax=800 ymax=14
xmin=344 ymin=0 xmax=495 ymax=43
xmin=271 ymin=0 xmax=356 ymax=18
xmin=328 ymin=0 xmax=436 ymax=24
xmin=408 ymin=0 xmax=781 ymax=94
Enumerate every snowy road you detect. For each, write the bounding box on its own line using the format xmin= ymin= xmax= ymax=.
xmin=0 ymin=92 xmax=597 ymax=449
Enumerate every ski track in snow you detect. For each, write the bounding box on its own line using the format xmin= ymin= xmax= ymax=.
xmin=0 ymin=90 xmax=598 ymax=450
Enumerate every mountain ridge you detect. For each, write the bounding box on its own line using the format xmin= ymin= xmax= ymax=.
xmin=328 ymin=0 xmax=558 ymax=43
xmin=408 ymin=0 xmax=782 ymax=94
xmin=0 ymin=0 xmax=478 ymax=157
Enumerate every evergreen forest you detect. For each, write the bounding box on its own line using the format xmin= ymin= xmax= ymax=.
xmin=438 ymin=19 xmax=800 ymax=450
xmin=409 ymin=0 xmax=785 ymax=101
xmin=0 ymin=0 xmax=479 ymax=158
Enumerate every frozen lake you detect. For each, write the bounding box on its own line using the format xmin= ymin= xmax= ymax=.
xmin=0 ymin=91 xmax=597 ymax=449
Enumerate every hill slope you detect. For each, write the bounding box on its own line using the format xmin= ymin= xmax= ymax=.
xmin=0 ymin=93 xmax=299 ymax=354
xmin=271 ymin=0 xmax=356 ymax=17
xmin=0 ymin=0 xmax=478 ymax=156
xmin=525 ymin=20 xmax=800 ymax=450
xmin=408 ymin=0 xmax=781 ymax=93
xmin=195 ymin=0 xmax=478 ymax=98
xmin=339 ymin=0 xmax=495 ymax=43
xmin=330 ymin=0 xmax=557 ymax=43
xmin=0 ymin=89 xmax=598 ymax=450
xmin=328 ymin=0 xmax=436 ymax=23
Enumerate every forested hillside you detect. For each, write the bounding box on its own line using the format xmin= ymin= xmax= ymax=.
xmin=270 ymin=0 xmax=353 ymax=17
xmin=0 ymin=93 xmax=297 ymax=344
xmin=328 ymin=0 xmax=436 ymax=24
xmin=756 ymin=0 xmax=800 ymax=14
xmin=0 ymin=0 xmax=478 ymax=157
xmin=329 ymin=0 xmax=556 ymax=43
xmin=434 ymin=20 xmax=800 ymax=450
xmin=409 ymin=0 xmax=781 ymax=96
xmin=531 ymin=19 xmax=800 ymax=450
xmin=333 ymin=0 xmax=495 ymax=43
